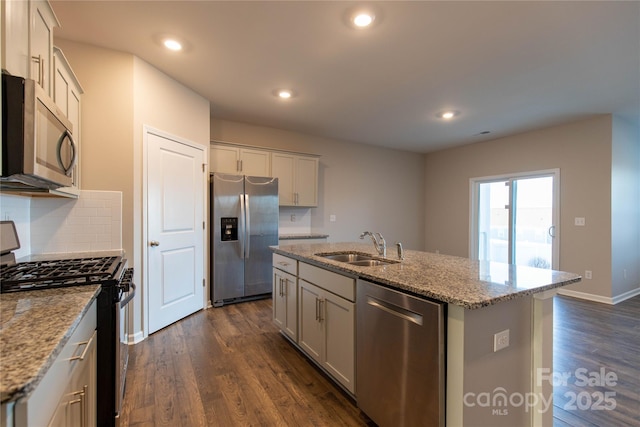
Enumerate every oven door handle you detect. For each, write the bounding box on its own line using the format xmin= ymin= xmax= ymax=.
xmin=120 ymin=282 xmax=136 ymax=308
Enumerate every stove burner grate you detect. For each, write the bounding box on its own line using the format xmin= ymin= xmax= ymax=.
xmin=0 ymin=256 xmax=121 ymax=293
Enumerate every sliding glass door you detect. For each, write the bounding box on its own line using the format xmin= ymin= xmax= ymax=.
xmin=471 ymin=170 xmax=559 ymax=269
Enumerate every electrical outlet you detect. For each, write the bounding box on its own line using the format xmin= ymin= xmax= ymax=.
xmin=290 ymin=214 xmax=296 ymax=222
xmin=585 ymin=270 xmax=592 ymax=279
xmin=329 ymin=214 xmax=336 ymax=222
xmin=494 ymin=329 xmax=510 ymax=352
xmin=574 ymin=217 xmax=586 ymax=226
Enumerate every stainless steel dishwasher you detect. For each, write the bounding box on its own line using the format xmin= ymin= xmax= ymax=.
xmin=356 ymin=279 xmax=445 ymax=427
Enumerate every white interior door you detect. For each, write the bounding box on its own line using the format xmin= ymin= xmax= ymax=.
xmin=147 ymin=131 xmax=205 ymax=334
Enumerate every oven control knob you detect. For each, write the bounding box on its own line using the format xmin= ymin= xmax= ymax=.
xmin=149 ymin=240 xmax=160 ymax=247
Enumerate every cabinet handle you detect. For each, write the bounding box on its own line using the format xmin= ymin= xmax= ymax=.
xmin=31 ymin=55 xmax=44 ymax=87
xmin=69 ymin=385 xmax=87 ymax=427
xmin=69 ymin=333 xmax=94 ymax=362
xmin=315 ymin=298 xmax=324 ymax=322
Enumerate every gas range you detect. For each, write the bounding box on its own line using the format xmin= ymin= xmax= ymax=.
xmin=0 ymin=256 xmax=123 ymax=293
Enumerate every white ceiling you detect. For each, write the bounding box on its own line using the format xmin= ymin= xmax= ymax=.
xmin=50 ymin=1 xmax=640 ymax=153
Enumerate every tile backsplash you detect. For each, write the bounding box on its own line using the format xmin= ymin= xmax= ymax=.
xmin=0 ymin=190 xmax=122 ymax=256
xmin=279 ymin=206 xmax=313 ymax=234
xmin=0 ymin=194 xmax=31 ymax=258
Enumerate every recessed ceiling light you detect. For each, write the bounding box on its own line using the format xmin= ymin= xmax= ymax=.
xmin=273 ymin=89 xmax=297 ymax=99
xmin=437 ymin=110 xmax=460 ymax=120
xmin=344 ymin=6 xmax=381 ymax=29
xmin=353 ymin=13 xmax=374 ymax=28
xmin=163 ymin=39 xmax=183 ymax=51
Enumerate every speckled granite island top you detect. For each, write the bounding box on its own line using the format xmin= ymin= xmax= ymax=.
xmin=0 ymin=285 xmax=101 ymax=403
xmin=271 ymin=242 xmax=582 ymax=309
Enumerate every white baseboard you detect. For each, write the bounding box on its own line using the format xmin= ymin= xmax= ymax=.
xmin=611 ymin=287 xmax=640 ymax=304
xmin=558 ymin=286 xmax=640 ymax=305
xmin=129 ymin=331 xmax=145 ymax=344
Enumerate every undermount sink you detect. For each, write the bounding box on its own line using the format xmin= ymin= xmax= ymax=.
xmin=319 ymin=253 xmax=373 ymax=263
xmin=316 ymin=252 xmax=399 ymax=267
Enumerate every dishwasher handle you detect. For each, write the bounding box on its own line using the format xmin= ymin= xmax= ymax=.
xmin=366 ymin=295 xmax=423 ymax=326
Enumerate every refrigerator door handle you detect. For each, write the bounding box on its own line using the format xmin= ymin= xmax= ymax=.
xmin=239 ymin=193 xmax=246 ymax=259
xmin=245 ymin=194 xmax=251 ymax=258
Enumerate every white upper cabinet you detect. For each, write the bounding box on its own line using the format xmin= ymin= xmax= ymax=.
xmin=2 ymin=0 xmax=60 ymax=94
xmin=210 ymin=143 xmax=319 ymax=207
xmin=30 ymin=1 xmax=59 ymax=94
xmin=210 ymin=144 xmax=271 ymax=177
xmin=272 ymin=153 xmax=318 ymax=207
xmin=53 ymin=47 xmax=84 ymax=191
xmin=1 ymin=0 xmax=30 ymax=77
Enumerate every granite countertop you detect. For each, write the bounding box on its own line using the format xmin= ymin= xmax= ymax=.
xmin=279 ymin=233 xmax=329 ymax=240
xmin=272 ymin=242 xmax=582 ymax=309
xmin=0 ymin=285 xmax=101 ymax=403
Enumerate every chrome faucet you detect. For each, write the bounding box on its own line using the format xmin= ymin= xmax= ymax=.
xmin=360 ymin=231 xmax=386 ymax=258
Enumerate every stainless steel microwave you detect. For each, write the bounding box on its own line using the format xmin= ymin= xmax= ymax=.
xmin=1 ymin=73 xmax=77 ymax=190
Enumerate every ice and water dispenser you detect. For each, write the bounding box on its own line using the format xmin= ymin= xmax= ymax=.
xmin=221 ymin=217 xmax=238 ymax=241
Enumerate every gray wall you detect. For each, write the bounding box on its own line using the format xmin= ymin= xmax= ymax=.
xmin=424 ymin=115 xmax=640 ymax=301
xmin=611 ymin=115 xmax=640 ymax=297
xmin=211 ymin=119 xmax=426 ymax=250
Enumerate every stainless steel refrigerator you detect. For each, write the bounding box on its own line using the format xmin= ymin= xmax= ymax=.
xmin=210 ymin=173 xmax=279 ymax=307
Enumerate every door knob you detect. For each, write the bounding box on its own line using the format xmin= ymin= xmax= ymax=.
xmin=150 ymin=240 xmax=160 ymax=247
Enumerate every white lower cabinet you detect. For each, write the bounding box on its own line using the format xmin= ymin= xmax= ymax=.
xmin=273 ymin=268 xmax=298 ymax=341
xmin=272 ymin=255 xmax=356 ymax=395
xmin=48 ymin=329 xmax=96 ymax=427
xmin=298 ymin=263 xmax=356 ymax=394
xmin=14 ymin=300 xmax=97 ymax=427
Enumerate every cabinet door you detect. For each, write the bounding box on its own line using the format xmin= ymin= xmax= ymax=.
xmin=296 ymin=156 xmax=318 ymax=207
xmin=323 ymin=293 xmax=355 ymax=393
xmin=298 ymin=280 xmax=323 ymax=364
xmin=271 ymin=153 xmax=296 ymax=206
xmin=210 ymin=145 xmax=240 ymax=174
xmin=31 ymin=1 xmax=57 ymax=93
xmin=273 ymin=269 xmax=287 ymax=330
xmin=283 ymin=273 xmax=298 ymax=340
xmin=273 ymin=269 xmax=297 ymax=341
xmin=53 ymin=49 xmax=83 ymax=190
xmin=240 ymin=148 xmax=270 ymax=177
xmin=1 ymin=0 xmax=30 ymax=77
xmin=48 ymin=396 xmax=69 ymax=427
xmin=69 ymin=330 xmax=97 ymax=427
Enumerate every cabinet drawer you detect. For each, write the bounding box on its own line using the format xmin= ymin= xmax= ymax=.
xmin=273 ymin=253 xmax=297 ymax=275
xmin=299 ymin=262 xmax=355 ymax=302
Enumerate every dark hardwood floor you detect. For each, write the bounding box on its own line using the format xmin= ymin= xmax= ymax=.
xmin=119 ymin=295 xmax=640 ymax=426
xmin=120 ymin=298 xmax=370 ymax=426
xmin=552 ymin=295 xmax=640 ymax=427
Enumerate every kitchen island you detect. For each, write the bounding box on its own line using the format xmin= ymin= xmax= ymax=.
xmin=271 ymin=242 xmax=582 ymax=427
